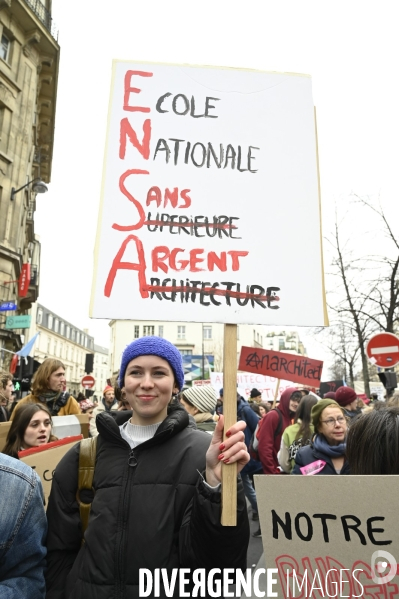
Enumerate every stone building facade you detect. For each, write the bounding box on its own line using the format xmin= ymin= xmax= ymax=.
xmin=25 ymin=302 xmax=94 ymax=395
xmin=0 ymin=0 xmax=59 ymax=364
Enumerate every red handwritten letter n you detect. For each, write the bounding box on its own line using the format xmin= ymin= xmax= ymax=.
xmin=105 ymin=235 xmax=148 ymax=299
xmin=119 ymin=118 xmax=151 ymax=160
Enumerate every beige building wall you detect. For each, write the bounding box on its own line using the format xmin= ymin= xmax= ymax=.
xmin=93 ymin=344 xmax=109 ymax=399
xmin=264 ymin=330 xmax=307 ymax=355
xmin=0 ymin=0 xmax=59 ymax=363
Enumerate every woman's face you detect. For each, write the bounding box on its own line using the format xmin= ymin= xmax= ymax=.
xmin=318 ymin=406 xmax=347 ymax=446
xmin=85 ymin=408 xmax=94 ymax=421
xmin=23 ymin=410 xmax=52 ymax=449
xmin=180 ymin=397 xmax=198 ymax=416
xmin=259 ymin=405 xmax=266 ymax=417
xmin=124 ymin=355 xmax=178 ymax=426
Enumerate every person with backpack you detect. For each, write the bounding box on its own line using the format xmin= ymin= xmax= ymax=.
xmin=45 ymin=337 xmax=250 ymax=599
xmin=257 ymin=387 xmax=302 ymax=475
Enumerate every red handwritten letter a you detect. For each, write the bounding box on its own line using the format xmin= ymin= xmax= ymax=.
xmin=105 ymin=235 xmax=148 ymax=299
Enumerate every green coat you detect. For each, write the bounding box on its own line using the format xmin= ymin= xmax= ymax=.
xmin=278 ymin=421 xmax=314 ymax=473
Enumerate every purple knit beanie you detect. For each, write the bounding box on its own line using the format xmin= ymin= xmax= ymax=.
xmin=118 ymin=336 xmax=184 ymax=390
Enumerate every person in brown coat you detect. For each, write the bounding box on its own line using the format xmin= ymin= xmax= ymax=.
xmin=10 ymin=358 xmax=80 ymax=419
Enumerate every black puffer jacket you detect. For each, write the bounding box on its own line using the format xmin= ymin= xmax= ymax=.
xmin=46 ymin=406 xmax=249 ymax=598
xmin=292 ymin=441 xmax=350 ymax=475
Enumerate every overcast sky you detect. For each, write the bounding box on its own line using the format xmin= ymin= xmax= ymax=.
xmin=34 ymin=0 xmax=399 ymax=370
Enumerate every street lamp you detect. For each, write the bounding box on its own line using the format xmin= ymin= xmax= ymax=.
xmin=11 ymin=178 xmax=48 ymax=201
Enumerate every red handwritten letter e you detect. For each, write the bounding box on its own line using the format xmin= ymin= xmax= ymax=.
xmin=123 ymin=70 xmax=153 ymax=112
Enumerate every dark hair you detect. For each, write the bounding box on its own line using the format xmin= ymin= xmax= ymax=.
xmin=250 ymin=403 xmax=261 ymax=416
xmin=294 ymin=395 xmax=318 ymax=442
xmin=2 ymin=403 xmax=53 ymax=459
xmin=259 ymin=402 xmax=271 ymax=414
xmin=346 ymin=407 xmax=399 ymax=474
xmin=291 ymin=390 xmax=303 ymax=402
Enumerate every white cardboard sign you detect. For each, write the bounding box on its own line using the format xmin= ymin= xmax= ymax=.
xmin=210 ymin=372 xmax=297 ymax=401
xmin=90 ymin=61 xmax=327 ymax=326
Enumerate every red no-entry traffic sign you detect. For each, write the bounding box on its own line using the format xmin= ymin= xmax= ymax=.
xmin=81 ymin=375 xmax=95 ymax=389
xmin=366 ymin=332 xmax=399 ymax=368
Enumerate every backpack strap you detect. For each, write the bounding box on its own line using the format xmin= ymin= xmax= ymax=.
xmin=273 ymin=409 xmax=283 ymax=438
xmin=76 ymin=436 xmax=97 ymax=543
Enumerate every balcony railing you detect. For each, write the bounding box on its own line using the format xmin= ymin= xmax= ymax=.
xmin=22 ymin=0 xmax=59 ymax=40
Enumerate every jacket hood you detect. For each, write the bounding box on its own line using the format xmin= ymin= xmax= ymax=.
xmin=278 ymin=387 xmax=298 ymax=418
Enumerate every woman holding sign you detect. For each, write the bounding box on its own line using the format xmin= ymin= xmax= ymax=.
xmin=46 ymin=336 xmax=250 ymax=599
xmin=292 ymin=399 xmax=350 ymax=475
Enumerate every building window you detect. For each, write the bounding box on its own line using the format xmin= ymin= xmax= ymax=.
xmin=54 ymin=318 xmax=59 ymax=333
xmin=177 ymin=326 xmax=185 ymax=340
xmin=48 ymin=314 xmax=53 ymax=329
xmin=66 ymin=325 xmax=70 ymax=338
xmin=203 ymin=326 xmax=212 ymax=340
xmin=278 ymin=338 xmax=285 ymax=350
xmin=60 ymin=321 xmax=65 ymax=336
xmin=47 ymin=337 xmax=51 ymax=354
xmin=54 ymin=341 xmax=57 ymax=357
xmin=134 ymin=325 xmax=139 ymax=339
xmin=158 ymin=325 xmax=164 ymax=338
xmin=1 ymin=34 xmax=10 ymax=62
xmin=180 ymin=349 xmax=192 ymax=355
xmin=143 ymin=325 xmax=154 ymax=336
xmin=36 ymin=309 xmax=43 ymax=324
xmin=71 ymin=329 xmax=75 ymax=342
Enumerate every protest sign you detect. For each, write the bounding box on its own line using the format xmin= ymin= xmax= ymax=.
xmin=19 ymin=436 xmax=82 ymax=505
xmin=90 ymin=61 xmax=327 ymax=327
xmin=52 ymin=413 xmax=89 ymax=439
xmin=0 ymin=421 xmax=11 ymax=452
xmin=255 ymin=476 xmax=399 ymax=598
xmin=211 ymin=372 xmax=296 ymax=400
xmin=239 ymin=347 xmax=323 ymax=387
xmin=319 ymin=380 xmax=345 ymax=397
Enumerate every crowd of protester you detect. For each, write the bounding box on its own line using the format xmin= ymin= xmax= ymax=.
xmin=0 ymin=345 xmax=399 ymax=597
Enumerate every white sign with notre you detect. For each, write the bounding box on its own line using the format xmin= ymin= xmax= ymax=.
xmin=90 ymin=61 xmax=327 ymax=327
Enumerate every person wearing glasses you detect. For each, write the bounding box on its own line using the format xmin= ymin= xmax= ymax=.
xmin=292 ymin=399 xmax=349 ymax=475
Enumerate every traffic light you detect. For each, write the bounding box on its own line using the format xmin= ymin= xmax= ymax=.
xmin=378 ymin=372 xmax=398 ymax=390
xmin=85 ymin=389 xmax=94 ymax=399
xmin=85 ymin=353 xmax=94 ymax=374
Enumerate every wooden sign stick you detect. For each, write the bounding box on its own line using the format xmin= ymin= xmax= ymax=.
xmin=221 ymin=323 xmax=238 ymax=526
xmin=272 ymin=379 xmax=281 ymax=409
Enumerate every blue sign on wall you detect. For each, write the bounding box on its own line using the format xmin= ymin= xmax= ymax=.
xmin=0 ymin=302 xmax=17 ymax=312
